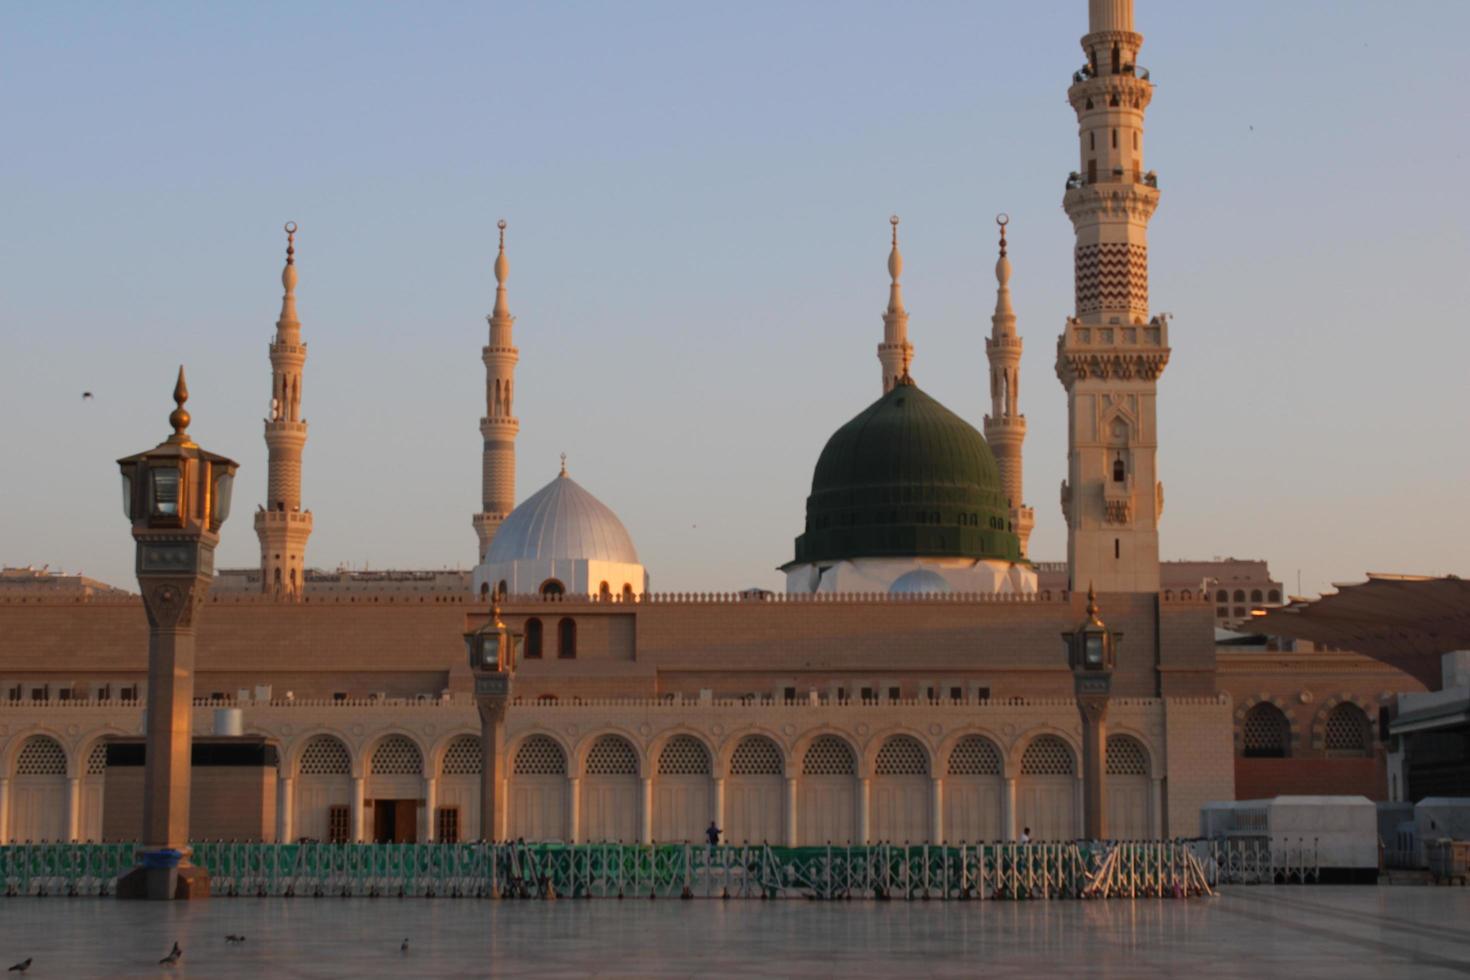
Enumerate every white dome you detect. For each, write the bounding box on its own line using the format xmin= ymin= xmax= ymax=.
xmin=889 ymin=569 xmax=953 ymax=594
xmin=486 ymin=471 xmax=639 ymax=565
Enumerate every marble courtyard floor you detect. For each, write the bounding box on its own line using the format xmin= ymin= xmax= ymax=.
xmin=0 ymin=886 xmax=1466 ymax=977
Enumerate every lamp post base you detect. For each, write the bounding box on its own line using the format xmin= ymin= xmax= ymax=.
xmin=116 ymin=854 xmax=211 ymax=900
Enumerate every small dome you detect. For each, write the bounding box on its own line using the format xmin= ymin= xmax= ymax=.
xmin=789 ymin=382 xmax=1021 ymax=567
xmin=889 ymin=569 xmax=952 ymax=594
xmin=486 ymin=471 xmax=639 ymax=565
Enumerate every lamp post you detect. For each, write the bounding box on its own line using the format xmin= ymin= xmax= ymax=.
xmin=115 ymin=368 xmax=237 ymax=899
xmin=1062 ymin=585 xmax=1121 ymax=841
xmin=464 ymin=603 xmax=519 ymax=843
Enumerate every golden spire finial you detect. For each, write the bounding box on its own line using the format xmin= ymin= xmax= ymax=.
xmin=494 ymin=219 xmax=509 ymax=285
xmin=996 ymin=213 xmax=1009 ymax=259
xmin=1086 ymin=582 xmax=1102 ymax=624
xmin=887 ymin=214 xmax=902 ymax=284
xmin=492 ymin=219 xmax=511 ymax=319
xmin=280 ymin=222 xmax=299 ymax=322
xmin=559 ymin=452 xmax=567 ymax=477
xmin=168 ymin=365 xmax=192 ymax=443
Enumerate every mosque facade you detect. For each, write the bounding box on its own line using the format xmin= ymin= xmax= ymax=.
xmin=0 ymin=0 xmax=1415 ymax=847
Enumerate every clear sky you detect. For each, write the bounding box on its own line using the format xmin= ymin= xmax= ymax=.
xmin=3 ymin=1 xmax=1467 ymax=597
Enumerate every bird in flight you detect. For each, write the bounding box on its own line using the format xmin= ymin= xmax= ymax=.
xmin=82 ymin=392 xmax=94 ymax=400
xmin=159 ymin=942 xmax=182 ymax=966
xmin=401 ymin=939 xmax=410 ymax=953
xmin=226 ymin=934 xmax=246 ymax=944
xmin=7 ymin=958 xmax=31 ymax=973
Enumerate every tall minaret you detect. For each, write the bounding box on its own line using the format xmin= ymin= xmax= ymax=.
xmin=984 ymin=215 xmax=1034 ymax=556
xmin=876 ymin=215 xmax=913 ymax=393
xmin=473 ymin=220 xmax=519 ymax=563
xmin=1056 ymin=0 xmax=1170 ymax=592
xmin=254 ymin=222 xmax=313 ymax=598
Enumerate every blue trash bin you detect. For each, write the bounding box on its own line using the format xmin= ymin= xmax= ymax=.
xmin=141 ymin=849 xmax=184 ymax=871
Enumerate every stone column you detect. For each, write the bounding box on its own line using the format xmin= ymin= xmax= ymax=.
xmin=712 ymin=776 xmax=725 ymax=833
xmin=857 ymin=777 xmax=871 ymax=845
xmin=784 ymin=777 xmax=798 ymax=846
xmin=1151 ymin=776 xmax=1164 ymax=839
xmin=1003 ymin=776 xmax=1017 ymax=840
xmin=424 ymin=776 xmax=438 ymax=842
xmin=141 ymin=619 xmax=200 ymax=854
xmin=640 ymin=777 xmax=654 ymax=843
xmin=477 ymin=700 xmax=506 ymax=843
xmin=277 ymin=775 xmax=294 ymax=844
xmin=930 ymin=777 xmax=944 ymax=845
xmin=66 ymin=776 xmax=82 ymax=842
xmin=1077 ymin=696 xmax=1108 ymax=839
xmin=567 ymin=776 xmax=581 ymax=844
xmin=351 ymin=776 xmax=366 ymax=842
xmin=0 ymin=777 xmax=10 ymax=845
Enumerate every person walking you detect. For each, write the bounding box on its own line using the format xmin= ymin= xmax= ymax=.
xmin=706 ymin=822 xmax=721 ymax=846
xmin=1020 ymin=827 xmax=1031 ymax=844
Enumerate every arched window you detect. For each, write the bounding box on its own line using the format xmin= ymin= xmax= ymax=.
xmin=1105 ymin=735 xmax=1149 ymax=775
xmin=1325 ymin=703 xmax=1372 ymax=757
xmin=513 ymin=735 xmax=567 ymax=775
xmin=1021 ymin=735 xmax=1076 ymax=775
xmin=622 ymin=583 xmax=634 ymax=602
xmin=557 ymin=617 xmax=577 ymax=659
xmin=540 ymin=579 xmax=565 ymax=599
xmin=1233 ymin=590 xmax=1246 ymax=602
xmin=874 ymin=735 xmax=929 ymax=776
xmin=1242 ymin=703 xmax=1290 ymax=758
xmin=802 ymin=735 xmax=856 ymax=775
xmin=1111 ymin=43 xmax=1121 ymax=73
xmin=1216 ymin=590 xmax=1228 ymax=602
xmin=1112 ymin=458 xmax=1126 ymax=482
xmin=1268 ymin=589 xmax=1281 ymax=603
xmin=1250 ymin=589 xmax=1263 ymax=603
xmin=479 ymin=582 xmax=489 ymax=598
xmin=598 ymin=581 xmax=611 ymax=601
xmin=524 ymin=618 xmax=543 ymax=659
xmin=495 ymin=580 xmax=508 ymax=600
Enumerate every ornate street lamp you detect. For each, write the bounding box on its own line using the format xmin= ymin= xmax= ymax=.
xmin=115 ymin=368 xmax=237 ymax=899
xmin=464 ymin=603 xmax=520 ymax=843
xmin=1062 ymin=585 xmax=1122 ymax=841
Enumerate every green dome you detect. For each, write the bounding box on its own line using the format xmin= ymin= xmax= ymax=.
xmin=788 ymin=380 xmax=1022 ymax=567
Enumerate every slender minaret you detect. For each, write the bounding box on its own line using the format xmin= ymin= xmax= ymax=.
xmin=473 ymin=220 xmax=519 ymax=563
xmin=1056 ymin=0 xmax=1170 ymax=592
xmin=254 ymin=222 xmax=313 ymax=598
xmin=876 ymin=215 xmax=913 ymax=393
xmin=984 ymin=215 xmax=1034 ymax=556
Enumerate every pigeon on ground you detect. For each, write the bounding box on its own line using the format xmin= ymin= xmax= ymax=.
xmin=401 ymin=939 xmax=410 ymax=953
xmin=7 ymin=959 xmax=31 ymax=974
xmin=160 ymin=942 xmax=182 ymax=966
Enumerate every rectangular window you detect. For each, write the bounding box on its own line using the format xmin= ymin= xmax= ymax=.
xmin=327 ymin=806 xmax=351 ymax=844
xmin=949 ymin=686 xmax=964 ymax=703
xmin=976 ymin=687 xmax=991 ymax=702
xmin=332 ymin=692 xmax=347 ymax=702
xmin=1087 ymin=159 xmax=1097 ymax=183
xmin=783 ymin=686 xmax=797 ymax=703
xmin=7 ymin=686 xmax=20 ymax=702
xmin=436 ymin=807 xmax=461 ymax=844
xmin=836 ymin=688 xmax=849 ymax=704
xmin=860 ymin=687 xmax=875 ymax=703
xmin=888 ymin=686 xmax=901 ymax=701
xmin=96 ymin=684 xmax=111 ymax=701
xmin=926 ymin=686 xmax=937 ymax=703
xmin=57 ymin=688 xmax=72 ymax=702
xmin=31 ymin=687 xmax=47 ymax=701
xmin=120 ymin=685 xmax=138 ymax=702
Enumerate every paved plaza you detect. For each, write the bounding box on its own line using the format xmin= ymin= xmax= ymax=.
xmin=0 ymin=887 xmax=1466 ymax=977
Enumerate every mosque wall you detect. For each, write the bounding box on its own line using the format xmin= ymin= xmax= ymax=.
xmin=0 ymin=695 xmax=1227 ymax=845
